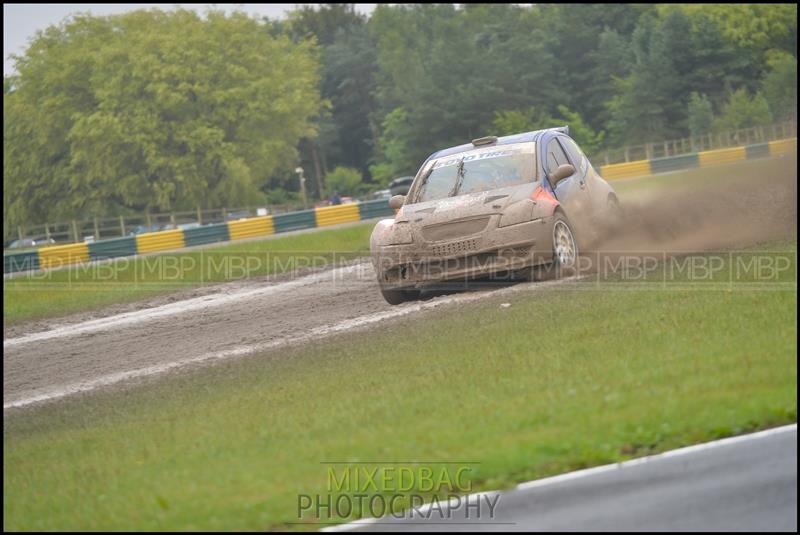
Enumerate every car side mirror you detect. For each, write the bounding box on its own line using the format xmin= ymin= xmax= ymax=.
xmin=550 ymin=163 xmax=576 ymax=185
xmin=389 ymin=195 xmax=406 ymax=209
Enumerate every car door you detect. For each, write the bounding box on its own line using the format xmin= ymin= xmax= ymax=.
xmin=543 ymin=136 xmax=593 ymax=221
xmin=558 ymin=135 xmax=604 ymax=214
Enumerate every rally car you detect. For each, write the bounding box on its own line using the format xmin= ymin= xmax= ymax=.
xmin=370 ymin=127 xmax=621 ymax=304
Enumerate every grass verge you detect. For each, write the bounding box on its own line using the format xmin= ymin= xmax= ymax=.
xmin=4 ymin=241 xmax=796 ymax=530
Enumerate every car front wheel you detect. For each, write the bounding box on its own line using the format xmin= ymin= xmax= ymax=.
xmin=528 ymin=212 xmax=579 ymax=281
xmin=379 ymin=286 xmax=420 ymax=305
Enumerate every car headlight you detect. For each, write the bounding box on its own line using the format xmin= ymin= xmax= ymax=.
xmin=387 ymin=224 xmax=414 ymax=245
xmin=498 ymin=199 xmax=535 ymax=227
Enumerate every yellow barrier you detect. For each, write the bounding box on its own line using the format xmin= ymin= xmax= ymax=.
xmin=698 ymin=146 xmax=746 ymax=167
xmin=315 ymin=204 xmax=361 ymax=227
xmin=135 ymin=229 xmax=185 ymax=254
xmin=38 ymin=242 xmax=90 ymax=269
xmin=769 ymin=138 xmax=797 ymax=155
xmin=599 ymin=160 xmax=652 ymax=180
xmin=228 ymin=216 xmax=275 ymax=240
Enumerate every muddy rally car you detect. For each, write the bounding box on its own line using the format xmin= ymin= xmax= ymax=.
xmin=370 ymin=127 xmax=621 ymax=304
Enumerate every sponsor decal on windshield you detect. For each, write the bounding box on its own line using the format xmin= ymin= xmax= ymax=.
xmin=431 ymin=148 xmax=522 ymax=169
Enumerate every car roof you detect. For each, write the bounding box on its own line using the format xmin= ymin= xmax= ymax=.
xmin=425 ymin=126 xmax=568 ymax=162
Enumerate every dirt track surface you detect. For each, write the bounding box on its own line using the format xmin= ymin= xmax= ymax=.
xmin=4 ymin=158 xmax=797 ymax=409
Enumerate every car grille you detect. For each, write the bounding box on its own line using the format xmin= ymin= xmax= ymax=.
xmin=421 ymin=217 xmax=491 ymax=241
xmin=431 ymin=238 xmax=478 ymax=256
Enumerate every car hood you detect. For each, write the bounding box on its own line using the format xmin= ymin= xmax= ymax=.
xmin=396 ymin=183 xmax=536 ymax=237
xmin=402 ymin=184 xmax=534 ymax=220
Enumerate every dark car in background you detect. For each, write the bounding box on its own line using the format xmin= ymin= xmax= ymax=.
xmin=5 ymin=237 xmax=56 ymax=250
xmin=389 ymin=176 xmax=415 ymax=197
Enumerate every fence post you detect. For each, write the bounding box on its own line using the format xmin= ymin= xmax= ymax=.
xmin=222 ymin=207 xmax=227 ymax=222
xmin=197 ymin=206 xmax=202 ymax=225
xmin=145 ymin=211 xmax=152 ymax=230
xmin=120 ymin=215 xmax=126 ymax=237
xmin=93 ymin=216 xmax=100 ymax=241
xmin=17 ymin=225 xmax=24 ymax=241
xmin=45 ymin=223 xmax=51 ymax=241
xmin=72 ymin=220 xmax=79 ymax=243
xmin=624 ymin=146 xmax=630 ymax=162
xmin=170 ymin=213 xmax=176 ymax=229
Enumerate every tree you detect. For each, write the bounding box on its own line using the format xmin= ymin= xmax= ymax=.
xmin=761 ymin=51 xmax=797 ymax=121
xmin=665 ymin=4 xmax=797 ymax=59
xmin=322 ymin=24 xmax=379 ymax=179
xmin=713 ymin=89 xmax=773 ymax=132
xmin=491 ymin=105 xmax=604 ymax=156
xmin=688 ymin=92 xmax=714 ymax=139
xmin=368 ymin=4 xmax=561 ymax=175
xmin=4 ymin=9 xmax=323 ymax=229
xmin=324 ymin=166 xmax=363 ymax=197
xmin=284 ymin=5 xmax=377 ymax=195
xmin=369 ymin=107 xmax=414 ymax=186
xmin=491 ymin=108 xmax=554 ymax=137
xmin=555 ymin=106 xmax=605 ymax=157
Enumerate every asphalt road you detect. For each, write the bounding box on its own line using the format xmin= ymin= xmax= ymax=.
xmin=345 ymin=426 xmax=797 ymax=532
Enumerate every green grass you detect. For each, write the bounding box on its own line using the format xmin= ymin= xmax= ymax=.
xmin=3 ymin=222 xmax=373 ymax=325
xmin=4 ymin=241 xmax=796 ymax=531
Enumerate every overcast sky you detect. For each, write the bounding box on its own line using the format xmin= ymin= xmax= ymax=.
xmin=3 ymin=3 xmax=379 ymax=76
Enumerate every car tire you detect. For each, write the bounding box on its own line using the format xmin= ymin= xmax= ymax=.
xmin=528 ymin=212 xmax=579 ymax=281
xmin=380 ymin=287 xmax=420 ymax=305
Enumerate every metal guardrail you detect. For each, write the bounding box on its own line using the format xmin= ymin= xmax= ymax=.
xmin=594 ymin=121 xmax=797 ymax=165
xmin=6 ymin=203 xmax=312 ymax=251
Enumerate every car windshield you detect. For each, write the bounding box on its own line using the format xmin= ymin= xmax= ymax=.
xmin=414 ymin=142 xmax=536 ymax=203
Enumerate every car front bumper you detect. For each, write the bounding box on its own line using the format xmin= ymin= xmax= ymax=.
xmin=372 ymin=216 xmax=556 ymax=290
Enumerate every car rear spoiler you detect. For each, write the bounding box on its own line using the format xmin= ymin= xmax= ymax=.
xmin=549 ymin=125 xmax=570 ymax=135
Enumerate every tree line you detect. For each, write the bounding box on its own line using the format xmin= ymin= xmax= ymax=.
xmin=4 ymin=4 xmax=797 ymax=231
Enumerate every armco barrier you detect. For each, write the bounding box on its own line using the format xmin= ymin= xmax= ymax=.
xmin=273 ymin=209 xmax=317 ymax=233
xmin=4 ymin=138 xmax=796 ymax=274
xmin=4 ymin=250 xmax=39 ymax=273
xmin=650 ymin=153 xmax=699 ymax=174
xmin=89 ymin=236 xmax=137 ymax=261
xmin=746 ymin=142 xmax=770 ymax=159
xmin=315 ymin=204 xmax=361 ymax=227
xmin=698 ymin=146 xmax=745 ymax=167
xmin=184 ymin=223 xmax=230 ymax=246
xmin=227 ymin=216 xmax=274 ymax=241
xmin=38 ymin=242 xmax=90 ymax=269
xmin=599 ymin=160 xmax=652 ymax=180
xmin=358 ymin=199 xmax=396 ymax=220
xmin=769 ymin=138 xmax=797 ymax=155
xmin=600 ymin=137 xmax=796 ymax=181
xmin=135 ymin=229 xmax=185 ymax=254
